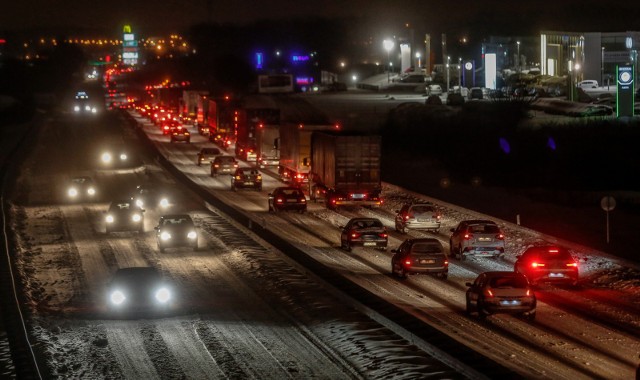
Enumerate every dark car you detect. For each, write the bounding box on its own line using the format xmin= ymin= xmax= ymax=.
xmin=231 ymin=168 xmax=262 ymax=191
xmin=466 ymin=271 xmax=537 ymax=320
xmin=154 ymin=214 xmax=198 ymax=252
xmin=449 ymin=220 xmax=505 ymax=260
xmin=514 ymin=246 xmax=579 ymax=287
xmin=66 ymin=176 xmax=97 ymax=201
xmin=105 ymin=200 xmax=145 ymax=233
xmin=161 ymin=119 xmax=180 ymax=135
xmin=106 ymin=267 xmax=175 ymax=315
xmin=235 ymin=142 xmax=257 ymax=162
xmin=169 ymin=126 xmax=190 ymax=143
xmin=197 ymin=147 xmax=221 ymax=166
xmin=395 ymin=203 xmax=441 ymax=233
xmin=130 ymin=184 xmax=171 ymax=210
xmin=210 ymin=156 xmax=238 ymax=176
xmin=391 ymin=238 xmax=449 ymax=279
xmin=100 ymin=146 xmax=132 ymax=168
xmin=268 ymin=186 xmax=307 ymax=213
xmin=340 ymin=217 xmax=388 ymax=251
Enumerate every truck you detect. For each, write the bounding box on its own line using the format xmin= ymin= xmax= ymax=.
xmin=235 ymin=107 xmax=279 ymax=163
xmin=309 ymin=132 xmax=383 ymax=210
xmin=278 ymin=122 xmax=337 ymax=185
xmin=181 ymin=90 xmax=208 ymax=124
xmin=255 ymin=123 xmax=280 ymax=168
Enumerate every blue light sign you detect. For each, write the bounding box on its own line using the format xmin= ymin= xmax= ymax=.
xmin=255 ymin=52 xmax=263 ymax=69
xmin=292 ymin=55 xmax=310 ymax=62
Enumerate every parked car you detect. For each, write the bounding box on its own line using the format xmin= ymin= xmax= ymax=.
xmin=514 ymin=246 xmax=579 ymax=287
xmin=106 ymin=267 xmax=175 ymax=315
xmin=268 ymin=186 xmax=307 ymax=213
xmin=169 ymin=126 xmax=190 ymax=143
xmin=394 ymin=203 xmax=441 ymax=233
xmin=469 ymin=87 xmax=484 ymax=100
xmin=339 ymin=217 xmax=388 ymax=251
xmin=465 ymin=271 xmax=537 ymax=320
xmin=576 ymin=105 xmax=613 ymax=117
xmin=154 ymin=214 xmax=198 ymax=252
xmin=231 ymin=168 xmax=262 ymax=191
xmin=449 ymin=220 xmax=505 ymax=260
xmin=577 ymin=80 xmax=598 ymax=89
xmin=391 ymin=238 xmax=448 ymax=279
xmin=66 ymin=176 xmax=97 ymax=201
xmin=105 ymin=200 xmax=145 ymax=233
xmin=197 ymin=147 xmax=222 ymax=166
xmin=210 ymin=156 xmax=238 ymax=177
xmin=427 ymin=84 xmax=443 ymax=96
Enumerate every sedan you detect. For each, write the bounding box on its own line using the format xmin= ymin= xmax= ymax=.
xmin=231 ymin=168 xmax=262 ymax=191
xmin=106 ymin=267 xmax=175 ymax=315
xmin=169 ymin=126 xmax=190 ymax=143
xmin=514 ymin=246 xmax=579 ymax=287
xmin=391 ymin=238 xmax=448 ymax=279
xmin=154 ymin=214 xmax=198 ymax=253
xmin=105 ymin=200 xmax=144 ymax=233
xmin=466 ymin=271 xmax=536 ymax=320
xmin=340 ymin=217 xmax=388 ymax=251
xmin=268 ymin=187 xmax=307 ymax=213
xmin=66 ymin=176 xmax=97 ymax=201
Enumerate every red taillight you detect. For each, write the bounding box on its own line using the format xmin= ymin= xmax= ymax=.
xmin=300 ymin=198 xmax=306 ymax=203
xmin=234 ymin=164 xmax=238 ymax=168
xmin=350 ymin=231 xmax=360 ymax=239
xmin=548 ymin=248 xmax=559 ymax=253
xmin=444 ymin=260 xmax=449 ymax=265
xmin=566 ymin=262 xmax=578 ymax=267
xmin=496 ymin=233 xmax=505 ymax=240
xmin=484 ymin=289 xmax=494 ymax=297
xmin=379 ymin=232 xmax=388 ymax=238
xmin=531 ymin=262 xmax=545 ymax=268
xmin=404 ymin=260 xmax=412 ymax=266
xmin=436 ymin=214 xmax=441 ymax=220
xmin=526 ymin=289 xmax=531 ymax=296
xmin=464 ymin=233 xmax=473 ymax=240
xmin=404 ymin=215 xmax=410 ymax=220
xmin=276 ymin=198 xmax=284 ymax=204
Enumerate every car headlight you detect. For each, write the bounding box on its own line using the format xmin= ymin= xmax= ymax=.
xmin=74 ymin=105 xmax=80 ymax=112
xmin=101 ymin=152 xmax=112 ymax=163
xmin=91 ymin=107 xmax=97 ymax=113
xmin=159 ymin=198 xmax=169 ymax=208
xmin=135 ymin=199 xmax=144 ymax=208
xmin=87 ymin=187 xmax=96 ymax=195
xmin=132 ymin=214 xmax=142 ymax=222
xmin=160 ymin=231 xmax=171 ymax=241
xmin=85 ymin=105 xmax=91 ymax=111
xmin=106 ymin=215 xmax=114 ymax=223
xmin=155 ymin=287 xmax=171 ymax=303
xmin=187 ymin=231 xmax=197 ymax=239
xmin=68 ymin=188 xmax=78 ymax=197
xmin=120 ymin=153 xmax=128 ymax=161
xmin=110 ymin=290 xmax=126 ymax=305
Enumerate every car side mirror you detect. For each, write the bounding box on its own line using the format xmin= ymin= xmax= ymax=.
xmin=154 ymin=226 xmax=159 ymax=231
xmin=390 ymin=249 xmax=397 ymax=253
xmin=515 ymin=255 xmax=521 ymax=259
xmin=465 ymin=282 xmax=473 ymax=287
xmin=338 ymin=225 xmax=344 ymax=230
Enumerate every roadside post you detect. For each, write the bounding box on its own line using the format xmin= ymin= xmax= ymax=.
xmin=600 ymin=196 xmax=616 ymax=243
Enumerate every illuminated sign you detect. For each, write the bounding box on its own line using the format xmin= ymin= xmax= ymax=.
xmin=292 ymin=55 xmax=310 ymax=62
xmin=465 ymin=62 xmax=473 ymax=70
xmin=296 ymin=77 xmax=313 ymax=85
xmin=616 ymin=65 xmax=635 ymax=117
xmin=123 ymin=52 xmax=138 ymax=59
xmin=485 ymin=53 xmax=497 ymax=90
xmin=123 ymin=25 xmax=132 ymax=34
xmin=255 ymin=52 xmax=263 ymax=69
xmin=124 ymin=34 xmax=134 ymax=41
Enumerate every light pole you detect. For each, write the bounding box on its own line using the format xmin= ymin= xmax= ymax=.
xmin=446 ymin=56 xmax=450 ymax=93
xmin=516 ymin=41 xmax=520 ymax=73
xmin=601 ymin=47 xmax=605 ymax=86
xmin=416 ymin=52 xmax=421 ymax=71
xmin=383 ymin=39 xmax=394 ymax=83
xmin=458 ymin=57 xmax=462 ymax=88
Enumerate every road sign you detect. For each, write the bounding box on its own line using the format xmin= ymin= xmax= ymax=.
xmin=600 ymin=196 xmax=616 ymax=211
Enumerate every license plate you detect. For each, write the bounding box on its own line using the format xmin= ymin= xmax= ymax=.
xmin=351 ymin=194 xmax=365 ymax=199
xmin=420 ymin=259 xmax=435 ymax=264
xmin=286 ymin=199 xmax=297 ymax=203
xmin=500 ymin=300 xmax=521 ymax=306
xmin=245 ymin=182 xmax=253 ymax=185
xmin=478 ymin=237 xmax=491 ymax=242
xmin=549 ymin=273 xmax=564 ymax=278
xmin=417 ymin=218 xmax=432 ymax=222
xmin=363 ymin=242 xmax=377 ymax=246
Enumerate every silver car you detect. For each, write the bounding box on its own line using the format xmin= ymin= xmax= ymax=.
xmin=394 ymin=203 xmax=442 ymax=233
xmin=449 ymin=220 xmax=505 ymax=260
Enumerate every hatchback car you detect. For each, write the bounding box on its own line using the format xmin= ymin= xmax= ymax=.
xmin=449 ymin=220 xmax=505 ymax=260
xmin=391 ymin=238 xmax=448 ymax=279
xmin=465 ymin=271 xmax=536 ymax=320
xmin=169 ymin=126 xmax=190 ymax=143
xmin=340 ymin=218 xmax=388 ymax=251
xmin=196 ymin=147 xmax=222 ymax=166
xmin=514 ymin=246 xmax=579 ymax=287
xmin=106 ymin=267 xmax=175 ymax=315
xmin=105 ymin=200 xmax=145 ymax=233
xmin=268 ymin=186 xmax=307 ymax=213
xmin=154 ymin=214 xmax=198 ymax=252
xmin=210 ymin=156 xmax=238 ymax=176
xmin=66 ymin=176 xmax=97 ymax=201
xmin=395 ymin=203 xmax=441 ymax=233
xmin=231 ymin=168 xmax=262 ymax=191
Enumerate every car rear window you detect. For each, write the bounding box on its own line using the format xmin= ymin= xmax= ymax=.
xmin=412 ymin=243 xmax=443 ymax=253
xmin=489 ymin=276 xmax=528 ymax=288
xmin=411 ymin=205 xmax=434 ymax=214
xmin=217 ymin=157 xmax=234 ymax=163
xmin=281 ymin=189 xmax=302 ymax=196
xmin=469 ymin=224 xmax=500 ymax=233
xmin=354 ymin=220 xmax=383 ymax=228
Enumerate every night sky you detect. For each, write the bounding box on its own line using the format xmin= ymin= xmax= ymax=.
xmin=2 ymin=0 xmax=640 ymax=37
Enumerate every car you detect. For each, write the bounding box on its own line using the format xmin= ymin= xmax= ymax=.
xmin=577 ymin=80 xmax=598 ymax=89
xmin=514 ymin=246 xmax=579 ymax=287
xmin=66 ymin=176 xmax=97 ymax=201
xmin=105 ymin=200 xmax=145 ymax=233
xmin=231 ymin=168 xmax=262 ymax=191
xmin=576 ymin=105 xmax=613 ymax=117
xmin=169 ymin=126 xmax=190 ymax=143
xmin=465 ymin=271 xmax=537 ymax=320
xmin=268 ymin=186 xmax=307 ymax=213
xmin=469 ymin=87 xmax=484 ymax=100
xmin=235 ymin=142 xmax=257 ymax=162
xmin=73 ymin=91 xmax=97 ymax=114
xmin=394 ymin=203 xmax=441 ymax=233
xmin=210 ymin=132 xmax=234 ymax=150
xmin=130 ymin=184 xmax=171 ymax=210
xmin=154 ymin=214 xmax=198 ymax=253
xmin=100 ymin=147 xmax=130 ymax=168
xmin=449 ymin=220 xmax=505 ymax=260
xmin=210 ymin=156 xmax=238 ymax=176
xmin=106 ymin=267 xmax=175 ymax=315
xmin=339 ymin=217 xmax=388 ymax=251
xmin=391 ymin=238 xmax=449 ymax=279
xmin=427 ymin=84 xmax=443 ymax=96
xmin=161 ymin=119 xmax=180 ymax=135
xmin=196 ymin=147 xmax=222 ymax=166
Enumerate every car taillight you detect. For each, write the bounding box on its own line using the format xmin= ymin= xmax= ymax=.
xmin=404 ymin=215 xmax=410 ymax=220
xmin=526 ymin=289 xmax=532 ymax=296
xmin=299 ymin=198 xmax=306 ymax=203
xmin=566 ymin=262 xmax=578 ymax=268
xmin=484 ymin=289 xmax=494 ymax=297
xmin=464 ymin=233 xmax=473 ymax=240
xmin=235 ymin=175 xmax=241 ymax=180
xmin=378 ymin=232 xmax=388 ymax=238
xmin=444 ymin=260 xmax=449 ymax=265
xmin=276 ymin=198 xmax=284 ymax=204
xmin=531 ymin=262 xmax=545 ymax=268
xmin=257 ymin=175 xmax=262 ymax=180
xmin=404 ymin=260 xmax=412 ymax=266
xmin=350 ymin=231 xmax=360 ymax=239
xmin=214 ymin=164 xmax=219 ymax=168
xmin=234 ymin=164 xmax=238 ymax=168
xmin=496 ymin=233 xmax=505 ymax=240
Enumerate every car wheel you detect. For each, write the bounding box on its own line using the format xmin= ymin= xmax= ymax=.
xmin=458 ymin=247 xmax=465 ymax=261
xmin=465 ymin=298 xmax=473 ymax=315
xmin=523 ymin=310 xmax=536 ymax=321
xmin=231 ymin=185 xmax=237 ymax=192
xmin=193 ymin=245 xmax=198 ymax=252
xmin=397 ymin=266 xmax=407 ymax=279
xmin=343 ymin=241 xmax=351 ymax=252
xmin=159 ymin=246 xmax=165 ymax=253
xmin=477 ymin=301 xmax=488 ymax=319
xmin=439 ymin=272 xmax=448 ymax=280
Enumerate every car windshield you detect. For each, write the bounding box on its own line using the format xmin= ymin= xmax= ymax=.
xmin=203 ymin=148 xmax=219 ymax=154
xmin=489 ymin=275 xmax=528 ymax=289
xmin=469 ymin=224 xmax=500 ymax=233
xmin=112 ymin=267 xmax=161 ymax=283
xmin=217 ymin=157 xmax=235 ymax=163
xmin=411 ymin=243 xmax=442 ymax=253
xmin=114 ymin=203 xmax=133 ymax=210
xmin=162 ymin=217 xmax=192 ymax=226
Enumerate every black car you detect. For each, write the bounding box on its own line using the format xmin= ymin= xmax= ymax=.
xmin=231 ymin=168 xmax=262 ymax=191
xmin=391 ymin=238 xmax=448 ymax=279
xmin=466 ymin=271 xmax=537 ymax=320
xmin=105 ymin=200 xmax=145 ymax=233
xmin=197 ymin=147 xmax=221 ymax=166
xmin=169 ymin=126 xmax=190 ymax=143
xmin=155 ymin=214 xmax=198 ymax=252
xmin=268 ymin=187 xmax=307 ymax=213
xmin=66 ymin=176 xmax=97 ymax=201
xmin=210 ymin=156 xmax=238 ymax=176
xmin=106 ymin=267 xmax=175 ymax=315
xmin=339 ymin=217 xmax=388 ymax=251
xmin=514 ymin=246 xmax=579 ymax=287
xmin=130 ymin=184 xmax=171 ymax=210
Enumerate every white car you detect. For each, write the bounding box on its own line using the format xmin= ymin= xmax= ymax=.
xmin=427 ymin=84 xmax=443 ymax=96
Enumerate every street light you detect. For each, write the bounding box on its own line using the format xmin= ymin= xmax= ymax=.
xmin=383 ymin=39 xmax=394 ymax=83
xmin=458 ymin=58 xmax=462 ymax=88
xmin=416 ymin=52 xmax=421 ymax=70
xmin=516 ymin=41 xmax=520 ymax=73
xmin=601 ymin=47 xmax=605 ymax=86
xmin=446 ymin=56 xmax=450 ymax=93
